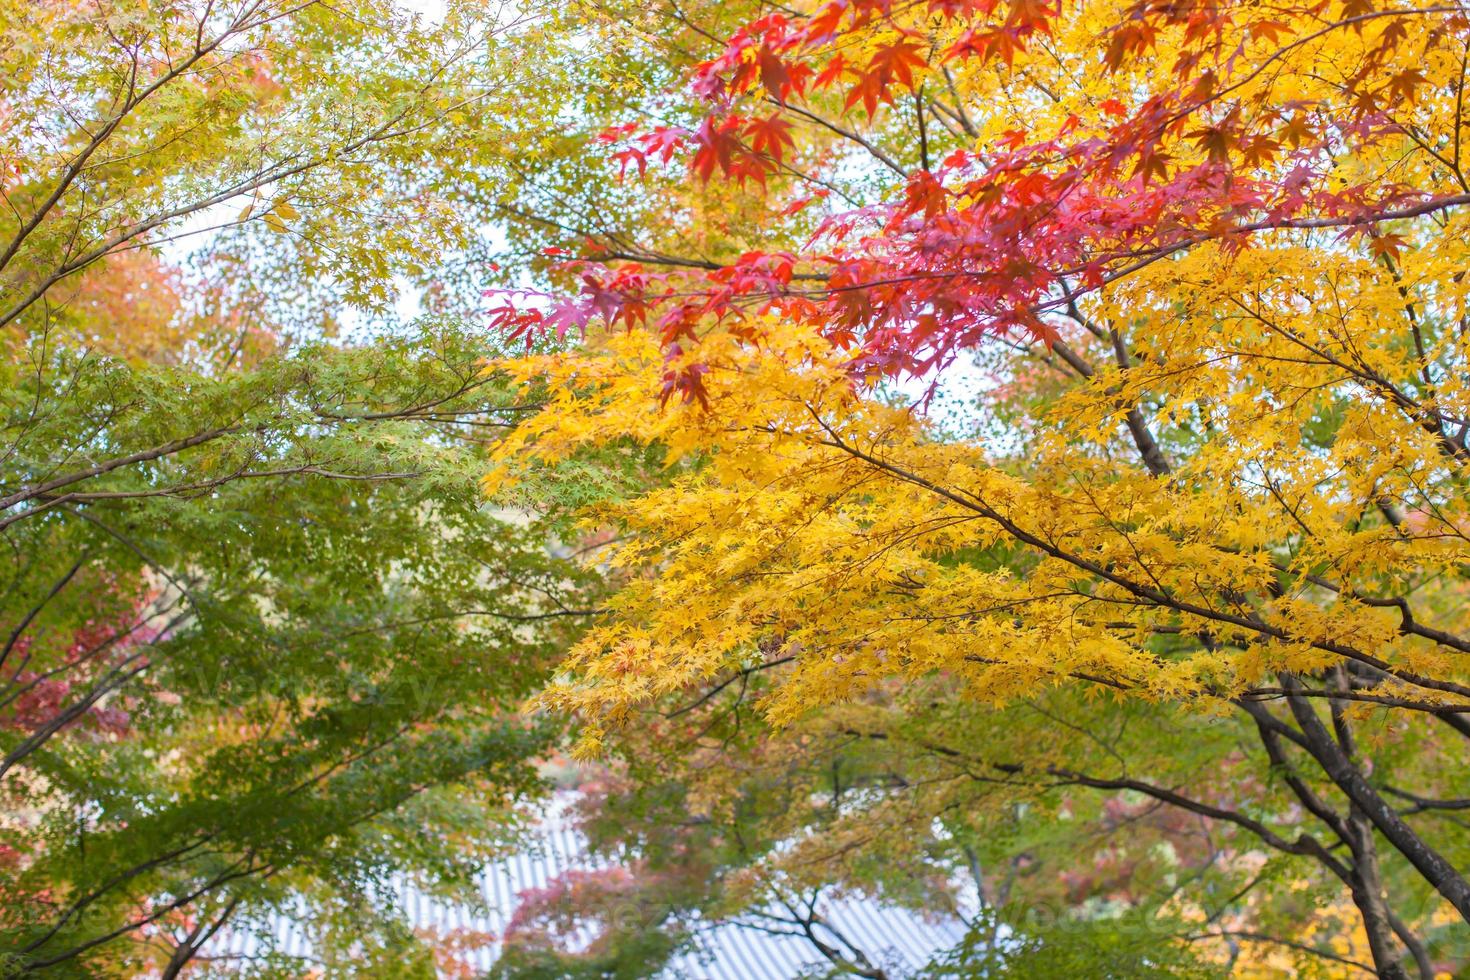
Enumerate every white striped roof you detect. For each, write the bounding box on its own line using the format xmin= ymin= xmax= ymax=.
xmin=208 ymin=816 xmax=967 ymax=977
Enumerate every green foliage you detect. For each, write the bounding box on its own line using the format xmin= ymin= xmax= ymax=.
xmin=487 ymin=929 xmax=682 ymax=980
xmin=0 ymin=319 xmax=600 ymax=973
xmin=924 ymin=909 xmax=1227 ymax=980
xmin=0 ymin=0 xmax=653 ymax=967
xmin=0 ymin=0 xmax=670 ymax=344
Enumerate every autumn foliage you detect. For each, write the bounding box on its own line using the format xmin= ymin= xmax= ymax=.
xmin=10 ymin=0 xmax=1470 ymax=972
xmin=494 ymin=0 xmax=1469 ymax=399
xmin=487 ymin=0 xmax=1470 ymax=973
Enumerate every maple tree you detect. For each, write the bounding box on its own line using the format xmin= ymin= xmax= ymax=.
xmin=498 ymin=0 xmax=1470 ymax=399
xmin=0 ymin=0 xmax=632 ymax=349
xmin=0 ymin=0 xmax=635 ymax=973
xmin=485 ymin=0 xmax=1470 ymax=973
xmin=0 ymin=321 xmax=613 ymax=975
xmin=12 ymin=0 xmax=1470 ymax=970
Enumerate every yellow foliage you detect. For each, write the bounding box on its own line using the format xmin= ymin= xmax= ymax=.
xmin=490 ymin=261 xmax=1470 ymax=749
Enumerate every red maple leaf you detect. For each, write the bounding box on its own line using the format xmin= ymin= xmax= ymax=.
xmin=745 ymin=114 xmax=795 ymax=164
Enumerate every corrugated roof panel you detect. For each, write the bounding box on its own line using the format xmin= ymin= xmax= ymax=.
xmin=207 ymin=815 xmax=968 ymax=977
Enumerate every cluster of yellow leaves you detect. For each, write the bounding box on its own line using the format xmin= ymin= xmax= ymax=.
xmin=489 ymin=209 xmax=1470 ymax=755
xmin=477 ymin=0 xmax=1470 ymax=768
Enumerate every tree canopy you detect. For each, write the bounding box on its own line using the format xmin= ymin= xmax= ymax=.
xmin=484 ymin=0 xmax=1470 ymax=973
xmin=0 ymin=1 xmax=611 ymax=973
xmin=8 ymin=0 xmax=1470 ymax=975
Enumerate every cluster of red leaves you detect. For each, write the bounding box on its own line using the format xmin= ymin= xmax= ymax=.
xmin=491 ymin=0 xmax=1463 ymax=402
xmin=1054 ymin=783 xmax=1249 ymax=906
xmin=1 ymin=602 xmax=164 ymax=742
xmin=502 ymin=865 xmax=647 ymax=955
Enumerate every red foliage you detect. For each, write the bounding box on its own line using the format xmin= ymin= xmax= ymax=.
xmin=503 ymin=865 xmax=643 ymax=955
xmin=1 ymin=591 xmax=165 ymax=742
xmin=491 ymin=0 xmax=1460 ymax=403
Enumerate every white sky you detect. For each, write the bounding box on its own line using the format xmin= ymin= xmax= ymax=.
xmin=400 ymin=0 xmax=448 ymax=22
